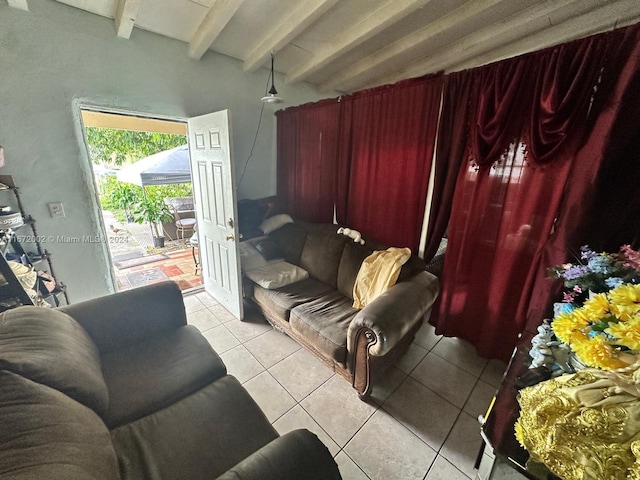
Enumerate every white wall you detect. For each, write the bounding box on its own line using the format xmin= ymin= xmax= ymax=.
xmin=0 ymin=0 xmax=326 ymax=302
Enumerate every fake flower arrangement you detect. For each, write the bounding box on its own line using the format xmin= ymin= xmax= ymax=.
xmin=552 ymin=283 xmax=640 ymax=369
xmin=548 ymin=245 xmax=640 ymax=301
xmin=549 ymin=245 xmax=640 ymax=370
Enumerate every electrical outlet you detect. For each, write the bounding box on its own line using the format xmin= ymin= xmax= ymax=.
xmin=48 ymin=202 xmax=65 ymax=218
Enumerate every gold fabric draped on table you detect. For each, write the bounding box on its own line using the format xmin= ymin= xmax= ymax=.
xmin=515 ymin=363 xmax=640 ymax=479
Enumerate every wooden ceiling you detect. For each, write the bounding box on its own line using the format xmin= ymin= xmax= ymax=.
xmin=11 ymin=0 xmax=640 ymax=93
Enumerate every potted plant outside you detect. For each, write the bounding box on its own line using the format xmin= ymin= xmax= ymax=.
xmin=132 ymin=196 xmax=173 ymax=247
xmin=110 ymin=182 xmax=141 ymax=222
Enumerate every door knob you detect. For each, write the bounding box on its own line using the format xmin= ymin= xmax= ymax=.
xmin=225 ymin=234 xmax=235 ymax=241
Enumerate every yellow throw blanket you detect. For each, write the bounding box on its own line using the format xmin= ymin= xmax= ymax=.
xmin=352 ymin=247 xmax=411 ymax=309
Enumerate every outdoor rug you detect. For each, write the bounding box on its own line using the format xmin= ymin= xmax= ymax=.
xmin=126 ymin=268 xmax=169 ymax=288
xmin=114 ymin=253 xmax=169 ymax=269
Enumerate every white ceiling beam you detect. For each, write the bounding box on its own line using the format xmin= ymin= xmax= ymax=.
xmin=189 ymin=0 xmax=245 ymax=60
xmin=7 ymin=0 xmax=29 ymax=11
xmin=285 ymin=0 xmax=432 ymax=85
xmin=114 ymin=0 xmax=140 ymax=39
xmin=318 ymin=0 xmax=509 ymax=93
xmin=448 ymin=0 xmax=640 ymax=72
xmin=243 ymin=0 xmax=339 ymax=73
xmin=368 ymin=0 xmax=627 ymax=90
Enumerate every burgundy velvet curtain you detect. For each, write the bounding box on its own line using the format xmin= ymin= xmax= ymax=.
xmin=522 ymin=24 xmax=640 ymax=334
xmin=338 ymin=75 xmax=443 ymax=251
xmin=431 ymin=24 xmax=640 ymax=361
xmin=276 ymin=98 xmax=341 ymax=223
xmin=422 ymin=71 xmax=472 ymax=262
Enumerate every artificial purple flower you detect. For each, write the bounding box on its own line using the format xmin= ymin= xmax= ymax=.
xmin=563 ymin=265 xmax=589 ymax=280
xmin=580 ymin=245 xmax=597 ymax=260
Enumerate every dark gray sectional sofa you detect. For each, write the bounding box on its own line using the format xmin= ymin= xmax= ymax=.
xmin=0 ymin=281 xmax=341 ymax=480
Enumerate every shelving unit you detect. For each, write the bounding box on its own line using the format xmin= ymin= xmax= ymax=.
xmin=0 ymin=174 xmax=68 ymax=312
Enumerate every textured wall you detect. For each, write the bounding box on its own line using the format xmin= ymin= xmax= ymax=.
xmin=0 ymin=0 xmax=325 ymax=302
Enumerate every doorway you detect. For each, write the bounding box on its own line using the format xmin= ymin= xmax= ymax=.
xmin=81 ymin=109 xmax=202 ymax=292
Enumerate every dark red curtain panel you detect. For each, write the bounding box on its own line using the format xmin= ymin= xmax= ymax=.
xmin=423 ymin=71 xmax=472 ymax=262
xmin=276 ymin=108 xmax=298 ymax=214
xmin=527 ymin=33 xmax=621 ymax=164
xmin=522 ymin=24 xmax=640 ymax=334
xmin=471 ymin=60 xmax=533 ymax=167
xmin=340 ymin=75 xmax=443 ymax=251
xmin=432 ymin=146 xmax=573 ymax=361
xmin=276 ymin=98 xmax=341 ymax=223
xmin=431 ymin=24 xmax=638 ymax=362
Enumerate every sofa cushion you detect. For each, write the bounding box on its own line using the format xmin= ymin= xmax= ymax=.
xmin=260 ymin=213 xmax=294 ymax=234
xmin=0 ymin=370 xmax=119 ymax=479
xmin=300 ymin=231 xmax=346 ymax=287
xmin=101 ymin=325 xmax=227 ymax=428
xmin=245 ymin=261 xmax=309 ymax=289
xmin=254 ymin=237 xmax=284 ymax=260
xmin=252 ymin=277 xmax=334 ymax=321
xmin=290 ymin=292 xmax=357 ymax=365
xmin=398 ymin=254 xmax=427 ymax=281
xmin=337 ymin=242 xmax=375 ymax=300
xmin=268 ymin=222 xmax=309 ymax=265
xmin=0 ymin=306 xmax=109 ymax=416
xmin=111 ymin=375 xmax=278 ymax=480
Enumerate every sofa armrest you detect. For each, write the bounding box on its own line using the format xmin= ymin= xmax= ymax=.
xmin=58 ymin=281 xmax=187 ymax=354
xmin=347 ymin=271 xmax=439 ymax=357
xmin=215 ymin=429 xmax=342 ymax=480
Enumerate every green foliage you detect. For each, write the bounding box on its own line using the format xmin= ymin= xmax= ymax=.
xmin=151 ymin=183 xmax=192 ymax=199
xmin=86 ymin=127 xmax=186 ymax=166
xmin=97 ymin=176 xmax=143 ymax=216
xmin=132 ymin=195 xmax=173 ymax=238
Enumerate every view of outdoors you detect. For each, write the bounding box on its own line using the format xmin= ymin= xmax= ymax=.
xmin=86 ymin=126 xmax=202 ymax=292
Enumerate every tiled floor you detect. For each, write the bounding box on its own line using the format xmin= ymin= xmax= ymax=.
xmin=184 ymin=290 xmax=510 ymax=480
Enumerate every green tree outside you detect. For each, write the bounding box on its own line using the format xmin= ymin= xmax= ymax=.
xmin=86 ymin=127 xmax=186 ymax=167
xmin=86 ymin=127 xmax=191 ymax=222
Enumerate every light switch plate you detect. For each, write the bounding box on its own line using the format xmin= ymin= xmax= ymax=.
xmin=48 ymin=202 xmax=65 ymax=218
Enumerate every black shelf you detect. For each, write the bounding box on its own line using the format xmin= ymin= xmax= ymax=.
xmin=0 ymin=174 xmax=69 ymax=309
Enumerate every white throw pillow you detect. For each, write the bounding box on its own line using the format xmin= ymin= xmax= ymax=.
xmin=245 ymin=261 xmax=308 ymax=289
xmin=238 ymin=241 xmax=268 ymax=271
xmin=259 ymin=214 xmax=294 ymax=235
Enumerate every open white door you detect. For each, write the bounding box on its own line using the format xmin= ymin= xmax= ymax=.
xmin=188 ymin=110 xmax=243 ymax=320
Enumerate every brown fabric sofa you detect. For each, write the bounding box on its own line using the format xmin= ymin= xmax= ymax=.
xmin=244 ymin=222 xmax=440 ymax=399
xmin=0 ymin=281 xmax=341 ymax=480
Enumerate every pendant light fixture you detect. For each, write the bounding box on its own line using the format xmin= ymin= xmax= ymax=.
xmin=261 ymin=51 xmax=283 ymax=104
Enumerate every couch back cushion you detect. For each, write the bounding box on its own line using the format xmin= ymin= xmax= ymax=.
xmin=299 ymin=231 xmax=346 ymax=287
xmin=0 ymin=306 xmax=109 ymax=417
xmin=0 ymin=370 xmax=119 ymax=479
xmin=268 ymin=222 xmax=309 ymax=265
xmin=337 ymin=242 xmax=375 ymax=300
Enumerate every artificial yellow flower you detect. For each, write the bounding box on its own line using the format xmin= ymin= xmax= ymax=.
xmin=610 ymin=304 xmax=639 ymax=321
xmin=606 ymin=316 xmax=640 ymax=351
xmin=552 ymin=311 xmax=589 ymax=345
xmin=572 ymin=336 xmax=628 ymax=370
xmin=581 ymin=293 xmax=611 ymax=319
xmin=609 ymin=283 xmax=640 ymax=306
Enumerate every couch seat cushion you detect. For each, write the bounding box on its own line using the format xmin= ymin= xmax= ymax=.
xmin=0 ymin=306 xmax=109 ymax=416
xmin=290 ymin=292 xmax=357 ymax=365
xmin=101 ymin=325 xmax=226 ymax=428
xmin=0 ymin=370 xmax=119 ymax=479
xmin=252 ymin=277 xmax=334 ymax=321
xmin=111 ymin=375 xmax=278 ymax=480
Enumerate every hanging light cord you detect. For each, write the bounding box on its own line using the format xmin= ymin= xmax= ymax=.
xmin=237 ymin=71 xmax=271 ymax=190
